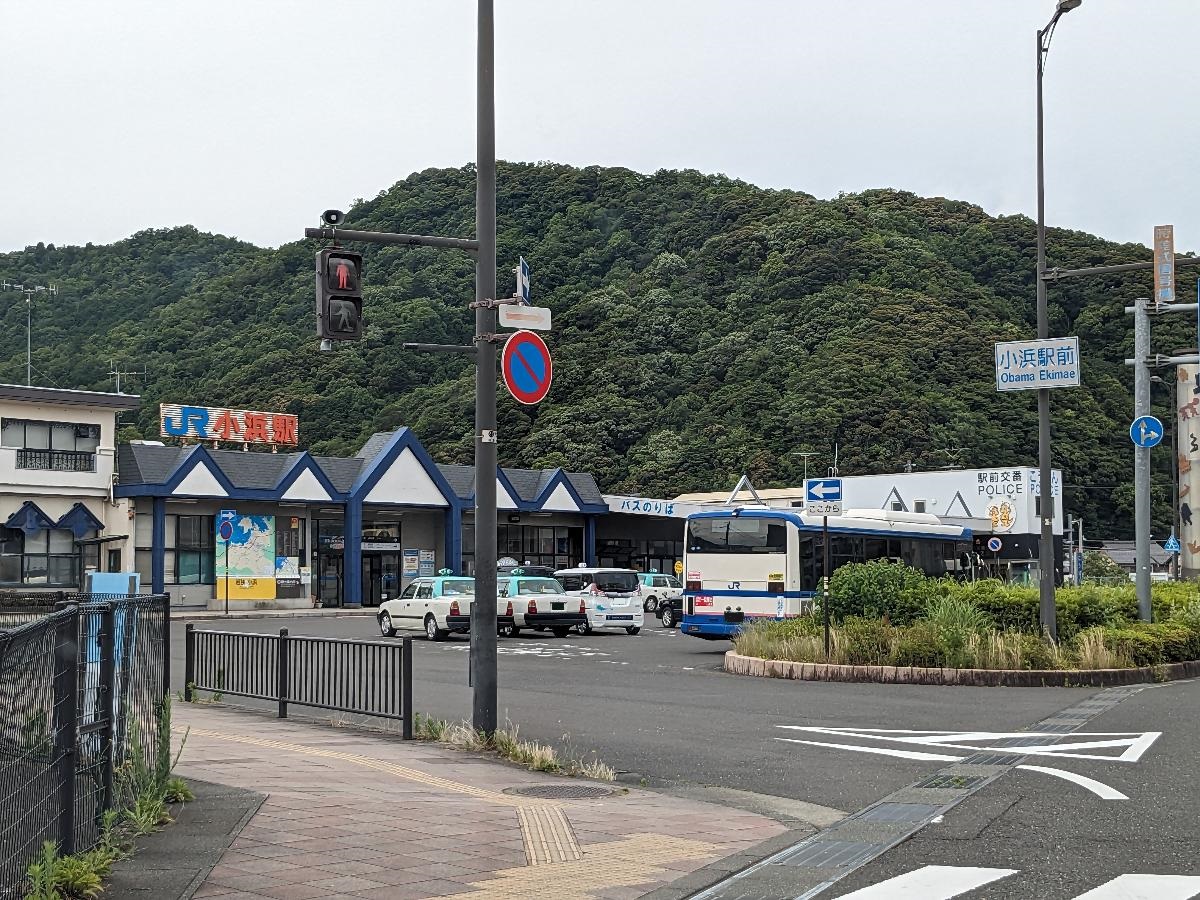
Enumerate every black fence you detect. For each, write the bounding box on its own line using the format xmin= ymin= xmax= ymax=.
xmin=0 ymin=594 xmax=170 ymax=900
xmin=185 ymin=626 xmax=413 ymax=738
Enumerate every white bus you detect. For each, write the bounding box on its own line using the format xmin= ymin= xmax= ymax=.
xmin=681 ymin=507 xmax=972 ymax=640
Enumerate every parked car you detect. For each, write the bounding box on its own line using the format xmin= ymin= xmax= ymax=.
xmin=498 ymin=570 xmax=587 ymax=638
xmin=378 ymin=573 xmax=474 ymax=641
xmin=639 ymin=572 xmax=683 ymax=616
xmin=497 ymin=563 xmax=557 ymax=579
xmin=553 ymin=566 xmax=644 ymax=635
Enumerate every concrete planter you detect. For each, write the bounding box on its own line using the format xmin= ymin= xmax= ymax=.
xmin=723 ymin=650 xmax=1200 ymax=687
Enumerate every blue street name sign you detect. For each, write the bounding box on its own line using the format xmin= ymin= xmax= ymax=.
xmin=1129 ymin=415 xmax=1163 ymax=449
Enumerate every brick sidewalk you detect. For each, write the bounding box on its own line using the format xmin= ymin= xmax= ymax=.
xmin=172 ymin=704 xmax=787 ymax=900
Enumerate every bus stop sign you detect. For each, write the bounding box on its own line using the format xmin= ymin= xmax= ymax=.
xmin=501 ymin=330 xmax=553 ymax=405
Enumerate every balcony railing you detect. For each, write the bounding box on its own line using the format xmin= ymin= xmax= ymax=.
xmin=16 ymin=449 xmax=97 ymax=473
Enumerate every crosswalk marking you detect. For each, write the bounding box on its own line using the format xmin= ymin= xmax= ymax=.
xmin=837 ymin=866 xmax=1017 ymax=899
xmin=1072 ymin=873 xmax=1200 ymax=900
xmin=837 ymin=866 xmax=1200 ymax=900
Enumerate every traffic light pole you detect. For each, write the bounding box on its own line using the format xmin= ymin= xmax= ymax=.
xmin=302 ymin=0 xmax=500 ymax=735
xmin=472 ymin=0 xmax=499 ymax=736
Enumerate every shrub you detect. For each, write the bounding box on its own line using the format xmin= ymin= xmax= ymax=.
xmin=924 ymin=596 xmax=991 ymax=668
xmin=840 ymin=617 xmax=897 ymax=665
xmin=827 ymin=561 xmax=929 ymax=625
xmin=1168 ymin=599 xmax=1200 ymax=632
xmin=1071 ymin=628 xmax=1133 ymax=670
xmin=957 ymin=581 xmax=1039 ymax=633
xmin=894 ymin=621 xmax=945 ymax=667
xmin=1101 ymin=622 xmax=1200 ymax=666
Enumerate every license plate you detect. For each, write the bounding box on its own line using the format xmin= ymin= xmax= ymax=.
xmin=552 ymin=602 xmax=564 ymax=610
xmin=606 ymin=615 xmax=633 ymax=621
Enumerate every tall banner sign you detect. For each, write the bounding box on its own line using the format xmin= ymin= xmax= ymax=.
xmin=1177 ymin=364 xmax=1200 ymax=578
xmin=1153 ymin=225 xmax=1175 ymax=305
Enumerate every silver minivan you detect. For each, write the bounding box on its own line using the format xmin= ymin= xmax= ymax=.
xmin=553 ymin=566 xmax=644 ymax=635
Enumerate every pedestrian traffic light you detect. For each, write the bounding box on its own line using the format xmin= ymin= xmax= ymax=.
xmin=315 ymin=249 xmax=363 ymax=341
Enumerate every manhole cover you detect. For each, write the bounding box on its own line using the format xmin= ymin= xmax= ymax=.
xmin=504 ymin=784 xmax=616 ymax=800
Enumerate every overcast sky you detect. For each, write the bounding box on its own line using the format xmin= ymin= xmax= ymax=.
xmin=2 ymin=0 xmax=1195 ymax=256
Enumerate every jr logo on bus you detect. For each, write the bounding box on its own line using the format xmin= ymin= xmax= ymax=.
xmin=727 ymin=582 xmax=741 ymax=590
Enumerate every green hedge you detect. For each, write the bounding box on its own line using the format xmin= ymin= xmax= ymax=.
xmin=826 ymin=563 xmax=1196 ymax=640
xmin=1101 ymin=622 xmax=1200 ymax=666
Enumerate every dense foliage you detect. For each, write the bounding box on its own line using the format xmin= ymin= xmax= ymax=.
xmin=1 ymin=162 xmax=1191 ymax=536
xmin=736 ymin=561 xmax=1200 ymax=670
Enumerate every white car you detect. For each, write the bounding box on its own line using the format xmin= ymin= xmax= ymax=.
xmin=498 ymin=573 xmax=587 ymax=638
xmin=553 ymin=566 xmax=644 ymax=635
xmin=378 ymin=575 xmax=475 ymax=641
xmin=639 ymin=572 xmax=683 ymax=614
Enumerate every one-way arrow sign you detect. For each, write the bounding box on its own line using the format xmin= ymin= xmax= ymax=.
xmin=806 ymin=478 xmax=843 ymax=515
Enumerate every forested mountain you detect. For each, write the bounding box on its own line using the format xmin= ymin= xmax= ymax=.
xmin=0 ymin=162 xmax=1190 ymax=537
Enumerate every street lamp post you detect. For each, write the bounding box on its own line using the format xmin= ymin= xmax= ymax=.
xmin=1035 ymin=0 xmax=1082 ymax=641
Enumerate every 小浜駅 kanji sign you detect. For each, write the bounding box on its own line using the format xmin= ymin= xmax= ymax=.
xmin=160 ymin=404 xmax=299 ymax=445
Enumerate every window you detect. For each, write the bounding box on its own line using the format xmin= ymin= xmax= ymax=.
xmin=3 ymin=419 xmax=100 ymax=472
xmin=890 ymin=501 xmax=904 ymax=512
xmin=175 ymin=515 xmax=215 ymax=584
xmin=913 ymin=500 xmax=926 ymax=513
xmin=0 ymin=526 xmax=81 ymax=587
xmin=399 ymin=582 xmax=419 ymax=600
xmin=415 ymin=583 xmax=433 ymax=600
xmin=559 ymin=573 xmax=584 ymax=591
xmin=687 ymin=518 xmax=787 ymax=554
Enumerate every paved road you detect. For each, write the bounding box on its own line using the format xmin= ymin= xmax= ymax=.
xmin=822 ymin=677 xmax=1200 ymax=900
xmin=170 ymin=615 xmax=1092 ymax=815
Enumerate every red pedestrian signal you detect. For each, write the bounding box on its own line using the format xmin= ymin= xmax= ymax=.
xmin=315 ymin=249 xmax=364 ymax=342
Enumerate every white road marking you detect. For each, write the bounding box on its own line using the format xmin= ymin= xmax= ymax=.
xmin=1015 ymin=765 xmax=1129 ymax=801
xmin=836 ymin=864 xmax=1017 ymax=899
xmin=839 ymin=868 xmax=1200 ymax=900
xmin=774 ymin=726 xmax=1162 ymax=762
xmin=1072 ymin=873 xmax=1200 ymax=899
xmin=774 ymin=737 xmax=962 ymax=762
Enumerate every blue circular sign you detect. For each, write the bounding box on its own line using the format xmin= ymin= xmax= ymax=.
xmin=1129 ymin=415 xmax=1164 ymax=449
xmin=218 ymin=521 xmax=234 ymax=541
xmin=987 ymin=537 xmax=1003 ymax=553
xmin=501 ymin=330 xmax=553 ymax=405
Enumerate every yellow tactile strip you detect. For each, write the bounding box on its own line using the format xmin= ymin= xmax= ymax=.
xmin=518 ymin=805 xmax=583 ymax=865
xmin=443 ymin=834 xmax=721 ymax=899
xmin=179 ymin=725 xmax=538 ymax=807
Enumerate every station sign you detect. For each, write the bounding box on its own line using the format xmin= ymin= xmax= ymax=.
xmin=994 ymin=337 xmax=1080 ymax=392
xmin=1153 ymin=225 xmax=1175 ymax=304
xmin=161 ymin=404 xmax=299 ymax=445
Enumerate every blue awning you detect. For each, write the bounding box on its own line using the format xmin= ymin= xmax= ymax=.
xmin=56 ymin=503 xmax=104 ymax=539
xmin=6 ymin=501 xmax=55 ymax=535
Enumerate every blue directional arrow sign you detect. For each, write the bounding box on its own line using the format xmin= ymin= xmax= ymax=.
xmin=1129 ymin=415 xmax=1163 ymax=449
xmin=805 ymin=478 xmax=843 ymax=514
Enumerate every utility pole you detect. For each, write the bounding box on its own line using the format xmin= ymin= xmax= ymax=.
xmin=302 ymin=0 xmax=499 ymax=733
xmin=471 ymin=0 xmax=499 ymax=735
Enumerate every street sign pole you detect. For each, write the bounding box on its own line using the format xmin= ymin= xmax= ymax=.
xmin=822 ymin=515 xmax=831 ymax=657
xmin=472 ymin=0 xmax=499 ymax=735
xmin=1133 ymin=295 xmax=1152 ymax=620
xmin=224 ymin=539 xmax=230 ymax=617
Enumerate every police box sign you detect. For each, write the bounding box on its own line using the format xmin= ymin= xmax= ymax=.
xmin=994 ymin=337 xmax=1080 ymax=392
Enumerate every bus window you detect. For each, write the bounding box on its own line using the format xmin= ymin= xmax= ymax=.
xmin=796 ymin=535 xmax=816 ymax=591
xmin=687 ymin=518 xmax=787 ymax=554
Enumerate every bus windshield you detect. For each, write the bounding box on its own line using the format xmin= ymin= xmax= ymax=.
xmin=687 ymin=518 xmax=787 ymax=554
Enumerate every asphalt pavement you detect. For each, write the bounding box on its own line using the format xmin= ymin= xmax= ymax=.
xmin=171 ymin=615 xmax=1094 ymax=816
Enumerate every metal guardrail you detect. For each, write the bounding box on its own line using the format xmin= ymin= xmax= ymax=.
xmin=0 ymin=594 xmax=170 ymax=899
xmin=184 ymin=626 xmax=413 ymax=739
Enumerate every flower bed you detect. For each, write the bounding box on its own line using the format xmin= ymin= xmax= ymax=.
xmin=727 ymin=562 xmax=1200 ymax=679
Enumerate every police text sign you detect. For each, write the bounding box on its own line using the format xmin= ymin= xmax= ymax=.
xmin=994 ymin=337 xmax=1080 ymax=392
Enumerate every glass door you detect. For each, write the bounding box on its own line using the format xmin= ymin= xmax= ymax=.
xmin=319 ymin=554 xmax=342 ymax=607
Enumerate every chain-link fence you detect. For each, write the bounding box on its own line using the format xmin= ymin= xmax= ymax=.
xmin=0 ymin=594 xmax=170 ymax=899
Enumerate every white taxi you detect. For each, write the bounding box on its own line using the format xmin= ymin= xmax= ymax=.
xmin=378 ymin=573 xmax=474 ymax=641
xmin=553 ymin=566 xmax=644 ymax=635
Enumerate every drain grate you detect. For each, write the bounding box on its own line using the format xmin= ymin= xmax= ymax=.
xmin=504 ymin=784 xmax=617 ymax=800
xmin=966 ymin=753 xmax=1023 ymax=766
xmin=913 ymin=774 xmax=987 ymax=790
xmin=859 ymin=802 xmax=942 ymax=823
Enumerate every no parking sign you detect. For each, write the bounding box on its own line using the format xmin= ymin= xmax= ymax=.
xmin=501 ymin=330 xmax=553 ymax=405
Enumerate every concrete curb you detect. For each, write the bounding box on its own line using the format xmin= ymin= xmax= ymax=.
xmin=723 ymin=650 xmax=1200 ymax=687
